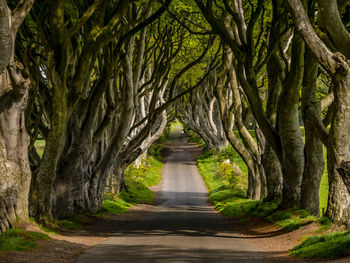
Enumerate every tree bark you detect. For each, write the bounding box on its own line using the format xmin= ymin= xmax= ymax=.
xmin=326 ymin=60 xmax=350 ymax=225
xmin=278 ymin=32 xmax=305 ymax=208
xmin=0 ymin=0 xmax=11 ymax=73
xmin=300 ymin=47 xmax=325 ymax=216
xmin=0 ymin=0 xmax=34 ymax=232
xmin=0 ymin=64 xmax=31 ymax=233
xmin=287 ymin=0 xmax=350 ymax=225
xmin=263 ymin=0 xmax=284 ymax=201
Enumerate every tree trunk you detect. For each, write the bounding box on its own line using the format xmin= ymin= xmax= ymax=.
xmin=286 ymin=0 xmax=350 ymax=225
xmin=29 ymin=65 xmax=68 ymax=223
xmin=255 ymin=125 xmax=267 ymax=199
xmin=0 ymin=65 xmax=31 ymax=233
xmin=264 ymin=1 xmax=284 ymax=200
xmin=0 ymin=0 xmax=11 ymax=73
xmin=326 ymin=60 xmax=350 ymax=226
xmin=278 ymin=32 xmax=305 ymax=208
xmin=262 ymin=143 xmax=282 ymax=201
xmin=300 ymin=48 xmax=325 ymax=216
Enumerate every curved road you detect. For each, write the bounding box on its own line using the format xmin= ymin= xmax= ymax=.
xmin=77 ymin=132 xmax=262 ymax=263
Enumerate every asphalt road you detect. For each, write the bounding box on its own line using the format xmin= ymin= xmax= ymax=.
xmin=77 ymin=131 xmax=262 ymax=263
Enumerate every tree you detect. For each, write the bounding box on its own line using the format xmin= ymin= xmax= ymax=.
xmin=194 ymin=0 xmax=328 ymax=215
xmin=287 ymin=0 xmax=350 ymax=225
xmin=19 ymin=0 xmax=171 ymax=223
xmin=0 ymin=0 xmax=34 ymax=233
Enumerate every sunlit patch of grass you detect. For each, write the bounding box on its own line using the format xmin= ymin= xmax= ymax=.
xmin=197 ymin=148 xmax=278 ymax=220
xmin=0 ymin=228 xmax=50 ymax=252
xmin=102 ymin=199 xmax=132 ymax=214
xmin=290 ymin=231 xmax=350 ymax=258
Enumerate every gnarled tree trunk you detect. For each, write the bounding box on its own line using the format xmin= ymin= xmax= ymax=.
xmin=0 ymin=0 xmax=34 ymax=233
xmin=0 ymin=65 xmax=31 ymax=233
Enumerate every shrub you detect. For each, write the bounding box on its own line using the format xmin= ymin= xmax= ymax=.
xmin=217 ymin=160 xmax=242 ymax=191
xmin=125 ymin=160 xmax=148 ymax=184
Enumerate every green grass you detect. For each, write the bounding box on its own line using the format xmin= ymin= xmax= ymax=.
xmin=197 ymin=148 xmax=318 ymax=232
xmin=102 ymin=199 xmax=132 ymax=214
xmin=56 ymin=219 xmax=83 ymax=230
xmin=290 ymin=231 xmax=350 ymax=258
xmin=101 ymin=145 xmax=163 ymax=215
xmin=0 ymin=228 xmax=50 ymax=252
xmin=197 ymin=142 xmax=348 ymax=260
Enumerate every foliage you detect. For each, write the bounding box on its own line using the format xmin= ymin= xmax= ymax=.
xmin=290 ymin=231 xmax=350 ymax=258
xmin=34 ymin=139 xmax=46 ymax=158
xmin=185 ymin=129 xmax=207 ymax=149
xmin=217 ymin=160 xmax=241 ymax=191
xmin=0 ymin=228 xmax=50 ymax=252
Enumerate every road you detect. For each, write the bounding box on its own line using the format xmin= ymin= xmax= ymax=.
xmin=77 ymin=132 xmax=262 ymax=263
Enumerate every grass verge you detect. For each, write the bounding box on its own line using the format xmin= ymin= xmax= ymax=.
xmin=290 ymin=231 xmax=350 ymax=258
xmin=197 ymin=146 xmax=349 ymax=259
xmin=197 ymin=147 xmax=320 ymax=232
xmin=0 ymin=228 xmax=50 ymax=252
xmin=100 ymin=141 xmax=164 ymax=215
